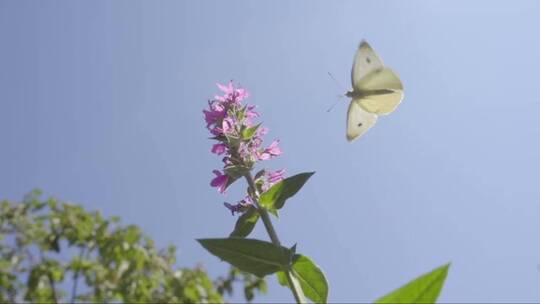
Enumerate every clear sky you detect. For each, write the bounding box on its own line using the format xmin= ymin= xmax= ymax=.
xmin=2 ymin=0 xmax=540 ymax=302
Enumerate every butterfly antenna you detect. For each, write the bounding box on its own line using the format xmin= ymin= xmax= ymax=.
xmin=327 ymin=72 xmax=346 ymax=92
xmin=325 ymin=94 xmax=346 ymax=112
xmin=326 ymin=72 xmax=346 ymax=112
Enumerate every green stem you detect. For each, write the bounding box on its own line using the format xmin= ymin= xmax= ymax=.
xmin=244 ymin=172 xmax=305 ymax=304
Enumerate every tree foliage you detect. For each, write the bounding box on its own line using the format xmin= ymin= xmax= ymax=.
xmin=0 ymin=190 xmax=265 ymax=303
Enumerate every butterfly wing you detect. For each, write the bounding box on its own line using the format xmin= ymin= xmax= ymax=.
xmin=351 ymin=40 xmax=384 ymax=91
xmin=356 ymin=67 xmax=404 ymax=115
xmin=346 ymin=99 xmax=378 ymax=141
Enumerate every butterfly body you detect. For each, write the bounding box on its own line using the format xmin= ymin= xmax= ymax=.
xmin=345 ymin=88 xmax=398 ymax=99
xmin=346 ymin=41 xmax=404 ymax=141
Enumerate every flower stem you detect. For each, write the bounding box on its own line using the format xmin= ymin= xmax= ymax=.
xmin=244 ymin=172 xmax=306 ymax=304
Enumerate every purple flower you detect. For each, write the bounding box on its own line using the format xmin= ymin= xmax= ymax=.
xmin=223 ymin=197 xmax=253 ymax=216
xmin=209 ymin=117 xmax=235 ymax=137
xmin=256 ymin=126 xmax=269 ymax=137
xmin=216 ymin=82 xmax=250 ymax=104
xmin=244 ymin=105 xmax=259 ymax=125
xmin=258 ymin=139 xmax=282 ymax=160
xmin=204 ymin=82 xmax=285 ymax=209
xmin=260 ymin=169 xmax=285 ymax=192
xmin=210 ymin=126 xmax=223 ymax=136
xmin=223 ymin=202 xmax=240 ymax=215
xmin=238 ymin=142 xmax=252 ymax=159
xmin=222 ymin=117 xmax=236 ymax=135
xmin=217 ymin=82 xmax=234 ymax=95
xmin=211 ymin=143 xmax=228 ymax=155
xmin=203 ymin=101 xmax=226 ymax=127
xmin=235 ymin=88 xmax=249 ymax=102
xmin=267 ymin=169 xmax=285 ymax=184
xmin=222 ymin=156 xmax=233 ymax=165
xmin=210 ymin=170 xmax=229 ymax=193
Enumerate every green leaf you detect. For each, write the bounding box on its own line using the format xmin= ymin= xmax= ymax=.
xmin=276 ymin=270 xmax=307 ymax=303
xmin=276 ymin=270 xmax=288 ymax=286
xmin=242 ymin=123 xmax=261 ymax=140
xmin=225 ymin=133 xmax=241 ymax=150
xmin=259 ymin=172 xmax=315 ymax=211
xmin=225 ymin=175 xmax=241 ymax=189
xmin=376 ymin=263 xmax=451 ymax=304
xmin=276 ymin=255 xmax=328 ymax=303
xmin=230 ymin=208 xmax=260 ymax=238
xmin=267 ymin=208 xmax=279 ymax=217
xmin=197 ymin=238 xmax=293 ymax=278
xmin=224 ymin=165 xmax=249 ymax=180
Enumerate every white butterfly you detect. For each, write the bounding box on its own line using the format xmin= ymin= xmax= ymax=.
xmin=346 ymin=40 xmax=404 ymax=141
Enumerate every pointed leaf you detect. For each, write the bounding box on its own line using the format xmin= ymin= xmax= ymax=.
xmin=276 ymin=268 xmax=307 ymax=303
xmin=225 ymin=174 xmax=240 ymax=189
xmin=230 ymin=208 xmax=260 ymax=238
xmin=276 ymin=254 xmax=328 ymax=303
xmin=276 ymin=270 xmax=288 ymax=286
xmin=376 ymin=263 xmax=451 ymax=304
xmin=224 ymin=165 xmax=250 ymax=180
xmin=242 ymin=123 xmax=261 ymax=140
xmin=197 ymin=238 xmax=292 ymax=277
xmin=260 ymin=172 xmax=315 ymax=211
xmin=268 ymin=208 xmax=279 ymax=217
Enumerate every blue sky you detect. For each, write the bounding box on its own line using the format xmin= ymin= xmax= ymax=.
xmin=2 ymin=0 xmax=540 ymax=302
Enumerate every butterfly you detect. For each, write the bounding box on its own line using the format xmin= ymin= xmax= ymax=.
xmin=346 ymin=40 xmax=404 ymax=141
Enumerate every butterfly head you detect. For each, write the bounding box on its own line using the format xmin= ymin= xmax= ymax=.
xmin=345 ymin=90 xmax=364 ymax=99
